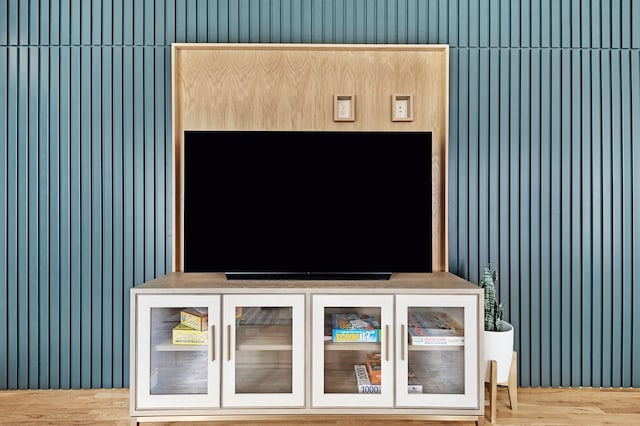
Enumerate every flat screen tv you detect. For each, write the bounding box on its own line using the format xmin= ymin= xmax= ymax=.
xmin=183 ymin=130 xmax=432 ymax=279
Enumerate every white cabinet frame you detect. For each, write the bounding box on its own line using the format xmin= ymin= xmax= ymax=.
xmin=134 ymin=294 xmax=221 ymax=410
xmin=311 ymin=294 xmax=395 ymax=408
xmin=221 ymin=294 xmax=306 ymax=408
xmin=395 ymin=294 xmax=479 ymax=408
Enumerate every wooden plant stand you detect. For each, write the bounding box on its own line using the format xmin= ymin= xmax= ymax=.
xmin=486 ymin=351 xmax=518 ymax=424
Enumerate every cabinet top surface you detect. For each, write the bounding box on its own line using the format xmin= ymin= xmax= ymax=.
xmin=132 ymin=272 xmax=481 ymax=294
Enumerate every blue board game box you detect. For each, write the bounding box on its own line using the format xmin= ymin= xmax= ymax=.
xmin=332 ymin=313 xmax=380 ymax=343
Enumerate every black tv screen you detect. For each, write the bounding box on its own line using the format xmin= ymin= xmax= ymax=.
xmin=183 ymin=130 xmax=432 ymax=279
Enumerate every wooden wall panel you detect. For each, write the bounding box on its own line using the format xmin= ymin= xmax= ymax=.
xmin=172 ymin=43 xmax=450 ymax=273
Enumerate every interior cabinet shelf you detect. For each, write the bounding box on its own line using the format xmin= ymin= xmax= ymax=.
xmin=236 ymin=341 xmax=292 ymax=351
xmin=236 ymin=325 xmax=292 ymax=351
xmin=323 ymin=342 xmax=381 ymax=351
xmin=154 ymin=340 xmax=208 ymax=352
xmin=408 ymin=344 xmax=464 ymax=352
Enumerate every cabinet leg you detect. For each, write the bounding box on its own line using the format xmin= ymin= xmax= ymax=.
xmin=476 ymin=415 xmax=485 ymax=425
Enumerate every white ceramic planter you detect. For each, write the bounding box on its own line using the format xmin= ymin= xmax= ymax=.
xmin=483 ymin=321 xmax=514 ymax=383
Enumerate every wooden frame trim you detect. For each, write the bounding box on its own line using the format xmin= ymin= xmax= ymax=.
xmin=171 ymin=43 xmax=449 ymax=272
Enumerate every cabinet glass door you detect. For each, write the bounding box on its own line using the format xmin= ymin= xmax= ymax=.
xmin=135 ymin=294 xmax=220 ymax=409
xmin=312 ymin=294 xmax=394 ymax=407
xmin=222 ymin=294 xmax=305 ymax=407
xmin=395 ymin=294 xmax=479 ymax=408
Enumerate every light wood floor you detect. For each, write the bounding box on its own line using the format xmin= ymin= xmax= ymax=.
xmin=0 ymin=387 xmax=639 ymax=425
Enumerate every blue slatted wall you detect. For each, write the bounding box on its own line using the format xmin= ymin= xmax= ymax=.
xmin=0 ymin=0 xmax=639 ymax=389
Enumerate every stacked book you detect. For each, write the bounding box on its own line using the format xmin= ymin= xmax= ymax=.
xmin=332 ymin=313 xmax=380 ymax=343
xmin=353 ymin=360 xmax=423 ymax=394
xmin=407 ymin=311 xmax=464 ymax=346
xmin=366 ymin=353 xmax=381 ymax=385
xmin=354 ymin=364 xmax=381 ymax=394
xmin=172 ymin=308 xmax=208 ymax=345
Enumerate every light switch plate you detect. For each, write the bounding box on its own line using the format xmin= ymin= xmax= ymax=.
xmin=391 ymin=94 xmax=413 ymax=122
xmin=334 ymin=94 xmax=355 ymax=121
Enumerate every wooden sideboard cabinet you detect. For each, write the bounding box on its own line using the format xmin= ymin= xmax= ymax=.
xmin=130 ymin=272 xmax=485 ymax=425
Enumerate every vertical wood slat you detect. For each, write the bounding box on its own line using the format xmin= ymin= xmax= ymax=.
xmin=0 ymin=48 xmax=7 ymax=390
xmin=610 ymin=49 xmax=623 ymax=388
xmin=0 ymin=2 xmax=7 ymax=45
xmin=112 ymin=46 xmax=125 ymax=388
xmin=560 ymin=49 xmax=572 ymax=387
xmin=591 ymin=50 xmax=603 ymax=388
xmin=6 ymin=46 xmax=18 ymax=390
xmin=1 ymin=0 xmax=639 ymax=390
xmin=631 ymin=50 xmax=640 ymax=387
xmin=580 ymin=50 xmax=592 ymax=386
xmin=519 ymin=49 xmax=532 ymax=388
xmin=90 ymin=47 xmax=103 ymax=389
xmin=476 ymin=48 xmax=488 ymax=271
xmin=456 ymin=49 xmax=469 ymax=279
xmin=497 ymin=49 xmax=511 ymax=340
xmin=69 ymin=46 xmax=81 ymax=389
xmin=507 ymin=49 xmax=521 ymax=368
xmin=549 ymin=49 xmax=562 ymax=387
xmin=35 ymin=46 xmax=49 ymax=390
xmin=487 ymin=50 xmax=499 ymax=268
xmin=620 ymin=51 xmax=633 ymax=387
xmin=17 ymin=47 xmax=29 ymax=390
xmin=600 ymin=50 xmax=613 ymax=388
xmin=611 ymin=51 xmax=624 ymax=386
xmin=447 ymin=49 xmax=459 ymax=274
xmin=22 ymin=47 xmax=38 ymax=389
xmin=122 ymin=46 xmax=135 ymax=389
xmin=569 ymin=48 xmax=582 ymax=387
xmin=539 ymin=49 xmax=551 ymax=387
xmin=58 ymin=46 xmax=71 ymax=389
xmin=529 ymin=48 xmax=541 ymax=387
xmin=154 ymin=48 xmax=167 ymax=278
xmin=467 ymin=48 xmax=479 ymax=284
xmin=101 ymin=47 xmax=113 ymax=389
xmin=47 ymin=48 xmax=60 ymax=390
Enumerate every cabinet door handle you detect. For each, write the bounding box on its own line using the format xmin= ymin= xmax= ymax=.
xmin=211 ymin=325 xmax=215 ymax=362
xmin=227 ymin=324 xmax=231 ymax=361
xmin=400 ymin=324 xmax=405 ymax=361
xmin=385 ymin=324 xmax=389 ymax=361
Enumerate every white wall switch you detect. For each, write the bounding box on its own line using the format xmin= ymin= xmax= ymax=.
xmin=394 ymin=99 xmax=408 ymax=119
xmin=391 ymin=94 xmax=413 ymax=122
xmin=334 ymin=94 xmax=355 ymax=121
xmin=338 ymin=99 xmax=352 ymax=118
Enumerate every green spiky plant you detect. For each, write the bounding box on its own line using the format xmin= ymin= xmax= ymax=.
xmin=480 ymin=264 xmax=504 ymax=332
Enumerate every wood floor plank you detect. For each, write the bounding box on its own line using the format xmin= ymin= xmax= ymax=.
xmin=0 ymin=387 xmax=639 ymax=425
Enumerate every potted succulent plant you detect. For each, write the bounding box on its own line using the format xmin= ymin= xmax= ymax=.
xmin=480 ymin=263 xmax=514 ymax=383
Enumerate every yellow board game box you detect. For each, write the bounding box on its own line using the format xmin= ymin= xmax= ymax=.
xmin=180 ymin=308 xmax=208 ymax=331
xmin=172 ymin=323 xmax=208 ymax=345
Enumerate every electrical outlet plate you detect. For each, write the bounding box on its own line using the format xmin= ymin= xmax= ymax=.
xmin=334 ymin=94 xmax=355 ymax=122
xmin=391 ymin=94 xmax=413 ymax=122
